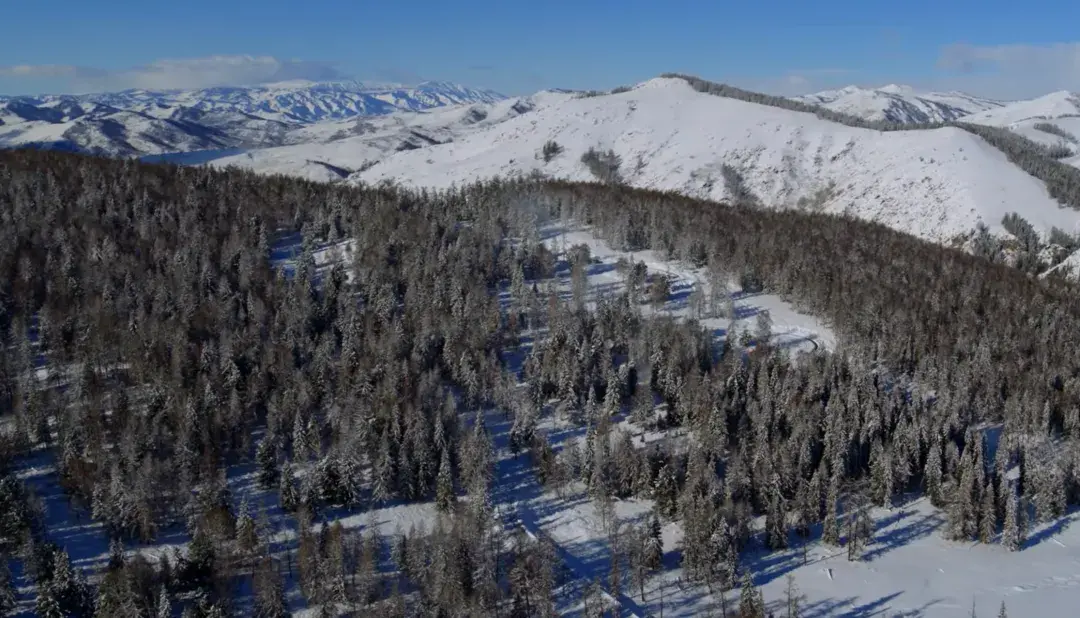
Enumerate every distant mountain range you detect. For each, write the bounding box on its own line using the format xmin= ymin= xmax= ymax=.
xmin=0 ymin=81 xmax=506 ymax=157
xmin=791 ymin=84 xmax=1004 ymax=124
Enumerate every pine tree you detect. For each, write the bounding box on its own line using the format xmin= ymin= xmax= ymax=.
xmin=998 ymin=601 xmax=1008 ymax=618
xmin=181 ymin=526 xmax=216 ymax=589
xmin=107 ymin=537 xmax=126 ymax=572
xmin=236 ymin=498 xmax=258 ymax=554
xmin=157 ymin=585 xmax=172 ymax=618
xmin=643 ymin=513 xmax=663 ymax=571
xmin=737 ymin=570 xmax=765 ymax=618
xmin=0 ymin=559 xmax=16 ymax=616
xmin=653 ymin=463 xmax=679 ymax=518
xmin=925 ymin=441 xmax=944 ymax=507
xmin=822 ymin=477 xmax=841 ymax=546
xmin=94 ymin=568 xmax=141 ymax=618
xmin=37 ymin=549 xmax=93 ymax=618
xmin=979 ymin=479 xmax=998 ymax=544
xmin=278 ymin=460 xmax=298 ymax=513
xmin=784 ymin=574 xmax=801 ymax=618
xmin=436 ymin=448 xmax=455 ymax=512
xmin=948 ymin=444 xmax=979 ymax=541
xmin=255 ymin=436 xmax=279 ymax=489
xmin=765 ymin=474 xmax=788 ymax=551
xmin=372 ymin=432 xmax=396 ymax=504
xmin=1001 ymin=483 xmax=1025 ymax=551
xmin=845 ymin=497 xmax=874 ymax=561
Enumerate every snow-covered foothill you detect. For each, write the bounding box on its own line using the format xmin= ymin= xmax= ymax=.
xmin=793 ymin=84 xmax=1004 ymax=124
xmin=356 ymin=77 xmax=1080 ymax=245
xmin=209 ymin=92 xmax=573 ymax=182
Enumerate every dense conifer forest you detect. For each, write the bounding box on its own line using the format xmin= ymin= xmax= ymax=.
xmin=0 ymin=149 xmax=1068 ymax=615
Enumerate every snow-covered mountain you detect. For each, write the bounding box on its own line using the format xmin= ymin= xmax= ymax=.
xmin=960 ymin=91 xmax=1080 ymax=158
xmin=961 ymin=90 xmax=1080 ymax=126
xmin=70 ymin=80 xmax=506 ymax=124
xmin=0 ymin=101 xmax=247 ymax=157
xmin=209 ymin=92 xmax=572 ymax=182
xmin=339 ymin=77 xmax=1080 ymax=245
xmin=0 ymin=80 xmax=506 ymax=157
xmin=793 ymin=84 xmax=1004 ymax=124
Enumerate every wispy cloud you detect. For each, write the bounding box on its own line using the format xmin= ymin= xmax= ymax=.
xmin=932 ymin=42 xmax=1080 ymax=98
xmin=0 ymin=55 xmax=348 ymax=93
xmin=742 ymin=68 xmax=859 ymax=96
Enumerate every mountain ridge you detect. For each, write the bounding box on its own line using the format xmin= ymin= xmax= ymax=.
xmin=348 ymin=77 xmax=1080 ymax=246
xmin=792 ymin=83 xmax=1005 ymax=124
xmin=0 ymin=80 xmax=506 ymax=157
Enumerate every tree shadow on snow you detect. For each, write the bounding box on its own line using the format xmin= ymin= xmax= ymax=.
xmin=1024 ymin=510 xmax=1080 ymax=550
xmin=863 ymin=510 xmax=943 ymax=562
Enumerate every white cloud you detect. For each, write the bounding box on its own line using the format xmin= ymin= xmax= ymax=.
xmin=0 ymin=64 xmax=79 ymax=78
xmin=932 ymin=42 xmax=1080 ymax=99
xmin=739 ymin=69 xmax=859 ymax=97
xmin=0 ymin=55 xmax=347 ymax=93
xmin=742 ymin=44 xmax=1080 ymax=100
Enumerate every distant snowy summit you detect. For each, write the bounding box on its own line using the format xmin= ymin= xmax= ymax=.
xmin=0 ymin=80 xmax=506 ymax=157
xmin=959 ymin=90 xmax=1080 ymax=126
xmin=793 ymin=84 xmax=1004 ymax=124
xmin=1 ymin=80 xmax=506 ymax=124
xmin=76 ymin=80 xmax=507 ymax=124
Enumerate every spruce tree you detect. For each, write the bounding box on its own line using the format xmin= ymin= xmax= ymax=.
xmin=0 ymin=559 xmax=16 ymax=616
xmin=236 ymin=498 xmax=258 ymax=555
xmin=436 ymin=448 xmax=455 ymax=512
xmin=784 ymin=574 xmax=801 ymax=618
xmin=255 ymin=436 xmax=279 ymax=489
xmin=643 ymin=513 xmax=664 ymax=571
xmin=737 ymin=570 xmax=765 ymax=618
xmin=157 ymin=585 xmax=172 ymax=618
xmin=278 ymin=460 xmax=298 ymax=513
xmin=765 ymin=474 xmax=788 ymax=551
xmin=1002 ymin=484 xmax=1025 ymax=551
xmin=37 ymin=550 xmax=93 ymax=618
xmin=822 ymin=479 xmax=841 ymax=546
xmin=979 ymin=479 xmax=998 ymax=544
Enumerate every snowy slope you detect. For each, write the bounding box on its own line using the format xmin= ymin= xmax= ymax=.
xmin=356 ymin=77 xmax=1080 ymax=244
xmin=961 ymin=91 xmax=1080 ymax=126
xmin=210 ymin=93 xmax=571 ymax=182
xmin=1005 ymin=117 xmax=1080 ymax=159
xmin=793 ymin=84 xmax=1003 ymax=124
xmin=959 ymin=92 xmax=1080 ymax=160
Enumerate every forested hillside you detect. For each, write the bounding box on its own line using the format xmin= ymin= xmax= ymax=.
xmin=0 ymin=150 xmax=1076 ymax=615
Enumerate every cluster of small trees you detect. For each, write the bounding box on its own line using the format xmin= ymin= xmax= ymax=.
xmin=1033 ymin=122 xmax=1078 ymax=145
xmin=539 ymin=139 xmax=563 ymax=163
xmin=581 ymin=147 xmax=623 ymax=184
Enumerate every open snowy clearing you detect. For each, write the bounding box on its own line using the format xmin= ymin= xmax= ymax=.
xmin=537 ymin=225 xmax=835 ymax=354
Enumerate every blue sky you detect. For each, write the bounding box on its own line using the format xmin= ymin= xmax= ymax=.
xmin=2 ymin=0 xmax=1080 ymax=98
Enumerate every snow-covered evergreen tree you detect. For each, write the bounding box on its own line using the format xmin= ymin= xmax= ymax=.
xmin=643 ymin=513 xmax=663 ymax=571
xmin=1001 ymin=483 xmax=1025 ymax=551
